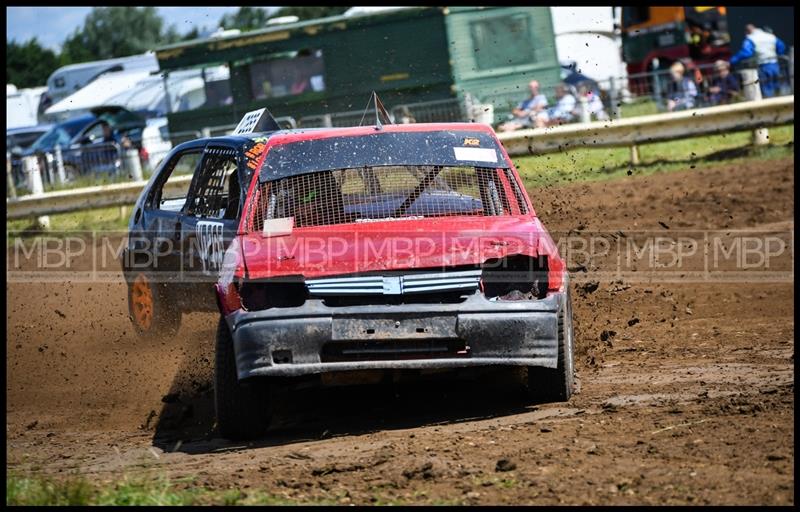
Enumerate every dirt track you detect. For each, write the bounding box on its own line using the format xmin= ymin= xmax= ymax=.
xmin=6 ymin=157 xmax=794 ymax=505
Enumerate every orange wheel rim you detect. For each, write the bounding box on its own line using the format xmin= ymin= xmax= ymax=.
xmin=131 ymin=274 xmax=154 ymax=330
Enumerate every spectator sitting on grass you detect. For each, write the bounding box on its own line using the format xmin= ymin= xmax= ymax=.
xmin=535 ymin=83 xmax=577 ymax=127
xmin=665 ymin=61 xmax=698 ymax=112
xmin=498 ymin=80 xmax=548 ymax=132
xmin=707 ymin=60 xmax=740 ymax=105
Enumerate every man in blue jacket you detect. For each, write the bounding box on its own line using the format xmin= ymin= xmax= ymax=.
xmin=729 ymin=24 xmax=787 ymax=98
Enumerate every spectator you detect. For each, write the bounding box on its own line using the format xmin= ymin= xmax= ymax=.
xmin=99 ymin=121 xmax=132 ymax=149
xmin=498 ymin=80 xmax=548 ymax=132
xmin=398 ymin=106 xmax=416 ymax=124
xmin=535 ymin=84 xmax=576 ymax=127
xmin=665 ymin=61 xmax=698 ymax=112
xmin=574 ymin=85 xmax=608 ymax=121
xmin=729 ymin=23 xmax=787 ymax=98
xmin=707 ymin=60 xmax=740 ymax=105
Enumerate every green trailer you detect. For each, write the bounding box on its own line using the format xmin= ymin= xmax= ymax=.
xmin=154 ymin=6 xmax=560 ymax=139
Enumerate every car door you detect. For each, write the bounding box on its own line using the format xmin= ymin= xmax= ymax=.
xmin=136 ymin=147 xmax=204 ymax=291
xmin=178 ymin=144 xmax=245 ymax=311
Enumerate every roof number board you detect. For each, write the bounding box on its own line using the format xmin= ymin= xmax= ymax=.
xmin=233 ymin=108 xmax=267 ymax=135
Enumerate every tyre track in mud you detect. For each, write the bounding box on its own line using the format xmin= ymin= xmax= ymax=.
xmin=6 ymin=157 xmax=794 ymax=505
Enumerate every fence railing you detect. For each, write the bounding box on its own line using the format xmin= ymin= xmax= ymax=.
xmin=598 ymin=54 xmax=794 ymax=118
xmin=296 ymin=98 xmax=479 ymax=128
xmin=7 ymin=133 xmax=172 ymax=195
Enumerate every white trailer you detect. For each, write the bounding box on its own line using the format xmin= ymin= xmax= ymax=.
xmin=44 ymin=52 xmax=158 ymax=106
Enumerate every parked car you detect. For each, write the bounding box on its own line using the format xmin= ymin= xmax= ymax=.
xmin=7 ymin=124 xmax=52 ymax=189
xmin=10 ymin=114 xmax=94 ymax=187
xmin=60 ymin=106 xmax=148 ymax=179
xmin=140 ymin=117 xmax=172 ymax=170
xmin=21 ymin=107 xmax=171 ymax=182
xmin=121 ymin=112 xmax=574 ymax=440
xmin=7 ymin=124 xmax=52 ymax=154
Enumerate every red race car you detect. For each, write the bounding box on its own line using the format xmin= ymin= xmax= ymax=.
xmin=123 ymin=108 xmax=574 ymax=440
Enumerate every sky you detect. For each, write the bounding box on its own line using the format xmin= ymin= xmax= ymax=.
xmin=5 ymin=7 xmax=260 ymax=51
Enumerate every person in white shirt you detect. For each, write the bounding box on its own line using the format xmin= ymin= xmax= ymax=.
xmin=729 ymin=24 xmax=788 ymax=98
xmin=665 ymin=61 xmax=698 ymax=112
xmin=535 ymin=84 xmax=577 ymax=127
xmin=498 ymin=80 xmax=549 ymax=132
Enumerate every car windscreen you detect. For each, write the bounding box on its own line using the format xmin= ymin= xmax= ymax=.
xmin=8 ymin=130 xmax=48 ymax=150
xmin=29 ymin=127 xmax=70 ymax=152
xmin=259 ymin=130 xmax=509 ymax=183
xmin=246 ymin=165 xmax=528 ymax=231
xmin=30 ymin=118 xmax=94 ymax=152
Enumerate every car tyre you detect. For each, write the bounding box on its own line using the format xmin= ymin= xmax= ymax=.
xmin=525 ymin=290 xmax=575 ymax=403
xmin=127 ymin=272 xmax=181 ymax=338
xmin=215 ymin=317 xmax=272 ymax=441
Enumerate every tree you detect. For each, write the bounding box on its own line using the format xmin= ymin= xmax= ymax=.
xmin=162 ymin=24 xmax=201 ymax=45
xmin=59 ymin=7 xmax=167 ymax=63
xmin=270 ymin=6 xmax=351 ymax=22
xmin=220 ymin=7 xmax=271 ymax=32
xmin=220 ymin=6 xmax=351 ymax=33
xmin=6 ymin=38 xmax=61 ymax=88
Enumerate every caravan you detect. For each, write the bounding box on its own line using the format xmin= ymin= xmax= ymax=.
xmin=42 ymin=52 xmax=158 ymax=108
xmin=6 ymin=84 xmax=48 ymax=129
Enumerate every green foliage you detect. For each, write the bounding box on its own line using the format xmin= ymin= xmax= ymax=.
xmin=59 ymin=7 xmax=166 ymax=64
xmin=6 ymin=474 xmax=93 ymax=506
xmin=220 ymin=7 xmax=272 ymax=31
xmin=220 ymin=6 xmax=351 ymax=32
xmin=513 ymin=125 xmax=794 ymax=189
xmin=270 ymin=6 xmax=351 ymax=22
xmin=6 ymin=38 xmax=61 ymax=88
xmin=5 ymin=473 xmax=320 ymax=506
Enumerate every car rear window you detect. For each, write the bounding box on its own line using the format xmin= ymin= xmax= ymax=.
xmin=246 ymin=165 xmax=528 ymax=231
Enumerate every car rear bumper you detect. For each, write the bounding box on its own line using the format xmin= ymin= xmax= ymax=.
xmin=226 ymin=291 xmax=566 ymax=380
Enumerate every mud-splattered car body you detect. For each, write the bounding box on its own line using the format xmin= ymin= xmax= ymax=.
xmin=216 ymin=124 xmax=570 ymax=375
xmin=123 ymin=121 xmax=574 ymax=439
xmin=122 ymin=134 xmax=270 ymax=333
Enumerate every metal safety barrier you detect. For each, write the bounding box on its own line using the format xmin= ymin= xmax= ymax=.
xmin=497 ymin=95 xmax=793 ymax=157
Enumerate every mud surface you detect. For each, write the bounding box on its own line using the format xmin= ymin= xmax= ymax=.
xmin=6 ymin=158 xmax=794 ymax=505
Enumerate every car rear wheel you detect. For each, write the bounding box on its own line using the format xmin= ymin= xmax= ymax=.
xmin=525 ymin=290 xmax=575 ymax=403
xmin=127 ymin=272 xmax=181 ymax=338
xmin=215 ymin=317 xmax=272 ymax=441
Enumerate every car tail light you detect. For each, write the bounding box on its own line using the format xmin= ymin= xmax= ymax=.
xmin=217 ymin=281 xmax=242 ymax=315
xmin=139 ymin=146 xmax=149 ymax=163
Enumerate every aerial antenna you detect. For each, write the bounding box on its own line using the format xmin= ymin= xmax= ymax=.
xmin=358 ymin=91 xmax=393 ymax=129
